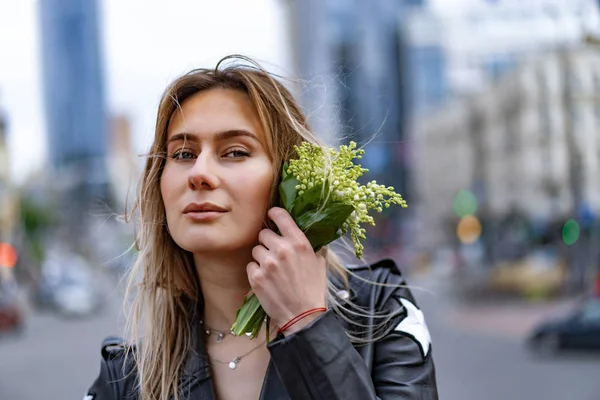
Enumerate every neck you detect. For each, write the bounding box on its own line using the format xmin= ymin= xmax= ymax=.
xmin=194 ymin=249 xmax=253 ymax=331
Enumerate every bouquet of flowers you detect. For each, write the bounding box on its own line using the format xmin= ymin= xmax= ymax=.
xmin=231 ymin=141 xmax=408 ymax=339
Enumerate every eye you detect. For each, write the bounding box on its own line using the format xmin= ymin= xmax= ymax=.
xmin=171 ymin=149 xmax=196 ymax=160
xmin=223 ymin=148 xmax=250 ymax=158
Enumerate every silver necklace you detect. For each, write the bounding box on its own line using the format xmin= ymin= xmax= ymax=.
xmin=200 ymin=319 xmax=253 ymax=343
xmin=206 ymin=338 xmax=267 ymax=370
xmin=199 ymin=319 xmax=230 ymax=343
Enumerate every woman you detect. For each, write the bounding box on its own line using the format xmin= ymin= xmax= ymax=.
xmin=85 ymin=55 xmax=438 ymax=400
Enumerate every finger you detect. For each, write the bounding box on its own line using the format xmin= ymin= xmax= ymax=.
xmin=246 ymin=261 xmax=262 ymax=286
xmin=268 ymin=207 xmax=304 ymax=239
xmin=251 ymin=244 xmax=271 ymax=265
xmin=258 ymin=228 xmax=283 ymax=250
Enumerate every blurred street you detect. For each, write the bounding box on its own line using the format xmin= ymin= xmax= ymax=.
xmin=2 ymin=3 xmax=600 ymax=398
xmin=416 ymin=273 xmax=600 ymax=400
xmin=0 ymin=283 xmax=123 ymax=400
xmin=0 ymin=273 xmax=598 ymax=400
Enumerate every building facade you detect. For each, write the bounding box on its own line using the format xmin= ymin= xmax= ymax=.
xmin=107 ymin=114 xmax=139 ymax=208
xmin=0 ymin=103 xmax=16 ymax=242
xmin=284 ymin=0 xmax=431 ymax=252
xmin=413 ymin=45 xmax=600 ymax=252
xmin=39 ymin=0 xmax=109 ymax=201
xmin=405 ymin=0 xmax=600 ymax=102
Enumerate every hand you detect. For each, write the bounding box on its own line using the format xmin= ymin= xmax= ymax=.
xmin=247 ymin=207 xmax=328 ymax=335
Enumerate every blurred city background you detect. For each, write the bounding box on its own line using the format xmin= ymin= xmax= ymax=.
xmin=1 ymin=0 xmax=600 ymax=399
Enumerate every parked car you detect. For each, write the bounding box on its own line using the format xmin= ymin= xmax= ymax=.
xmin=53 ymin=267 xmax=104 ymax=317
xmin=490 ymin=248 xmax=566 ymax=298
xmin=32 ymin=275 xmax=59 ymax=311
xmin=527 ymin=297 xmax=600 ymax=353
xmin=0 ymin=275 xmax=25 ymax=335
xmin=32 ymin=252 xmax=105 ymax=318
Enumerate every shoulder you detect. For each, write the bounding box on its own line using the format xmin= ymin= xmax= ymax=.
xmin=84 ymin=337 xmax=138 ymax=400
xmin=339 ymin=258 xmax=414 ymax=306
xmin=346 ymin=258 xmax=408 ymax=283
xmin=101 ymin=336 xmax=132 ymax=361
xmin=334 ymin=258 xmax=432 ymax=360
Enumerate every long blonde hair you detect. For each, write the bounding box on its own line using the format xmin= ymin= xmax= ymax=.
xmin=123 ymin=55 xmax=362 ymax=400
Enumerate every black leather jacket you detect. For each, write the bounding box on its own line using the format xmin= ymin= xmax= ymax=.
xmin=85 ymin=259 xmax=438 ymax=399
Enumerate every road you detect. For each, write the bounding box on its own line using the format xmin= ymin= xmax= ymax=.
xmin=0 ymin=288 xmax=123 ymax=400
xmin=414 ymin=273 xmax=600 ymax=400
xmin=0 ymin=275 xmax=599 ymax=399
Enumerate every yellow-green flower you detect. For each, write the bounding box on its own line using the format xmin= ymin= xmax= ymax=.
xmin=286 ymin=141 xmax=407 ymax=258
xmin=232 ymin=140 xmax=408 ymax=339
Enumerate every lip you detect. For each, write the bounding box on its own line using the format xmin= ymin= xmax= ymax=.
xmin=183 ymin=202 xmax=229 ymax=213
xmin=182 ymin=202 xmax=228 ymax=222
xmin=184 ymin=211 xmax=226 ymax=222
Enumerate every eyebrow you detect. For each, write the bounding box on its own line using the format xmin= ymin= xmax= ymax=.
xmin=166 ymin=129 xmax=261 ymax=146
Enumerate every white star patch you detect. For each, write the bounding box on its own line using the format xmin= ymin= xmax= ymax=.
xmin=394 ymin=298 xmax=431 ymax=358
xmin=83 ymin=395 xmax=95 ymax=400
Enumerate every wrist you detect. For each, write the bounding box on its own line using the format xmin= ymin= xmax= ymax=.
xmin=277 ymin=307 xmax=327 ymax=336
xmin=280 ymin=312 xmax=324 ymax=336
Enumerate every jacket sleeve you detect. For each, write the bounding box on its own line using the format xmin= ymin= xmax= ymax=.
xmin=266 ymin=261 xmax=438 ymax=400
xmin=267 ymin=310 xmax=378 ymax=400
xmin=84 ymin=337 xmax=137 ymax=400
xmin=368 ymin=263 xmax=438 ymax=399
xmin=369 ymin=300 xmax=438 ymax=399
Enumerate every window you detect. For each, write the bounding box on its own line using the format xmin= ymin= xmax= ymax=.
xmin=569 ymin=71 xmax=582 ymax=92
xmin=570 ymin=104 xmax=581 ymax=133
xmin=593 ymin=72 xmax=600 ymax=94
xmin=594 ymin=105 xmax=600 ymax=126
xmin=578 ymin=300 xmax=600 ymax=325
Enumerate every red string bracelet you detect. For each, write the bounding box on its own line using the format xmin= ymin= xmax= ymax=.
xmin=277 ymin=307 xmax=328 ymax=335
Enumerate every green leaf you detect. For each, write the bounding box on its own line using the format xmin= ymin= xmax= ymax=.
xmin=279 ymin=162 xmax=300 ymax=212
xmin=296 ymin=202 xmax=354 ymax=251
xmin=231 ymin=294 xmax=266 ymax=338
xmin=265 ymin=317 xmax=271 ymax=343
xmin=291 ymin=180 xmax=330 ymax=218
xmin=281 ymin=161 xmax=290 ymax=180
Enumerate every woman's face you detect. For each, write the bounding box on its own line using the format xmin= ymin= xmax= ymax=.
xmin=161 ymin=88 xmax=274 ymax=255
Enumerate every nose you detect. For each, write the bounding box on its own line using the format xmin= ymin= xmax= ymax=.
xmin=187 ymin=151 xmax=221 ymax=190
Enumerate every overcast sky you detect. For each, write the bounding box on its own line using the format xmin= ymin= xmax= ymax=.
xmin=0 ymin=0 xmax=291 ymax=183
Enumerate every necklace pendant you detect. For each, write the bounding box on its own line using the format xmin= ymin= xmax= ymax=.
xmin=228 ymin=357 xmax=241 ymax=370
xmin=216 ymin=332 xmax=224 ymax=342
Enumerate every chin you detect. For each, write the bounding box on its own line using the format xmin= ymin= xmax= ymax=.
xmin=172 ymin=231 xmax=255 ymax=255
